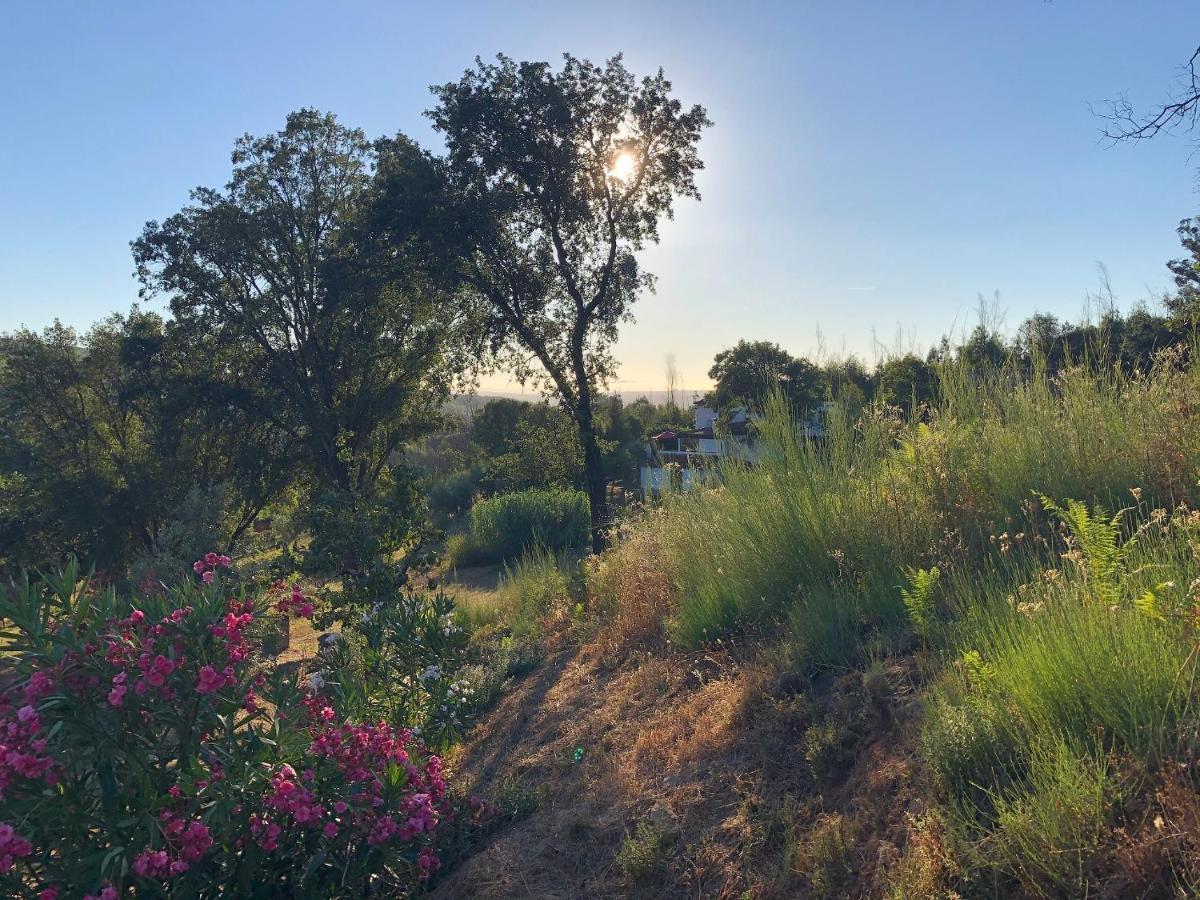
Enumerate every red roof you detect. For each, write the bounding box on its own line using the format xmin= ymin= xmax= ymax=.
xmin=651 ymin=430 xmax=677 ymax=441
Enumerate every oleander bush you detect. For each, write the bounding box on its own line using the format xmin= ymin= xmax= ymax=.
xmin=0 ymin=554 xmax=453 ymax=898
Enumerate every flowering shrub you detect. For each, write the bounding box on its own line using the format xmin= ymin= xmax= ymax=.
xmin=0 ymin=556 xmax=451 ymax=897
xmin=322 ymin=590 xmax=473 ymax=747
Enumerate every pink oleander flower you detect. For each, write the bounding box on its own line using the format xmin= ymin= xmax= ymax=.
xmin=417 ymin=846 xmax=440 ymax=879
xmin=195 ymin=665 xmax=224 ymax=694
xmin=0 ymin=822 xmax=33 ymax=873
xmin=132 ymin=848 xmax=170 ymax=879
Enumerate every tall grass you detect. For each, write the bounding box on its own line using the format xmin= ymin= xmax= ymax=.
xmin=920 ymin=508 xmax=1200 ymax=893
xmin=650 ymin=356 xmax=1200 ymax=651
xmin=496 ymin=546 xmax=578 ymax=637
xmin=588 ymin=348 xmax=1200 ymax=893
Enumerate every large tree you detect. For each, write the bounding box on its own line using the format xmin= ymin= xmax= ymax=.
xmin=422 ymin=54 xmax=711 ymax=552
xmin=134 ymin=111 xmax=463 ymax=495
xmin=134 ymin=110 xmax=471 ymax=588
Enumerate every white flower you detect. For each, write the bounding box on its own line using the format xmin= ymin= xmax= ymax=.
xmin=305 ymin=672 xmax=326 ymax=693
xmin=421 ymin=665 xmax=441 ymax=682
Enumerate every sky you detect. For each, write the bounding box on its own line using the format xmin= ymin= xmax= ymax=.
xmin=2 ymin=1 xmax=1199 ymax=395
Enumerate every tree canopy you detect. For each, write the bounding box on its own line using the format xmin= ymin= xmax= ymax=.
xmin=418 ymin=53 xmax=711 ymax=551
xmin=706 ymin=339 xmax=827 ymax=413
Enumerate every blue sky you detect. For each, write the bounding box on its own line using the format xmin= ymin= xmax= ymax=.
xmin=2 ymin=1 xmax=1198 ymax=393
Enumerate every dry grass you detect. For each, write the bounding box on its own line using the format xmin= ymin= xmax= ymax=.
xmin=584 ymin=515 xmax=678 ymax=661
xmin=428 ymin=621 xmax=932 ymax=900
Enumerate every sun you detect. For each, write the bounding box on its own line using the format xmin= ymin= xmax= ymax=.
xmin=608 ymin=151 xmax=636 ymax=181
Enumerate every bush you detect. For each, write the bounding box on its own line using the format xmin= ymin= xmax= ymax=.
xmin=0 ymin=554 xmax=451 ymax=897
xmin=455 ymin=487 xmax=589 ymax=566
xmin=320 ymin=590 xmax=473 ymax=747
xmin=426 ymin=468 xmax=479 ymax=519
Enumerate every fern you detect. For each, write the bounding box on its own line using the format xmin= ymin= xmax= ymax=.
xmin=1038 ymin=495 xmax=1133 ymax=607
xmin=900 ymin=564 xmax=941 ymax=638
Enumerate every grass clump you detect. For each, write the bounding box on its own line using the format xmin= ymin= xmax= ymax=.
xmin=496 ymin=546 xmax=578 ymax=637
xmin=449 ymin=487 xmax=589 ymax=566
xmin=617 ymin=818 xmax=675 ymax=883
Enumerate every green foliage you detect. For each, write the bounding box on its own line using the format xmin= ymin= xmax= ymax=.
xmin=131 ymin=483 xmax=231 ymax=589
xmin=458 ymin=488 xmax=589 ymax=566
xmin=482 ymin=403 xmax=584 ymax=492
xmin=0 ymin=313 xmax=291 ymax=575
xmin=324 ymin=589 xmax=472 ymax=746
xmin=900 ymin=565 xmax=941 ymax=639
xmin=706 ymin=339 xmax=828 ymax=412
xmin=425 ymin=467 xmax=480 ymax=519
xmin=1038 ymin=494 xmax=1132 ymax=606
xmin=875 ymin=354 xmax=936 ymax=413
xmin=303 ymin=470 xmax=437 ymax=628
xmin=495 ymin=546 xmax=578 ymax=637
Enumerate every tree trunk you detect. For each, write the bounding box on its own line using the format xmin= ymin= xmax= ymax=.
xmin=575 ymin=383 xmax=609 ymax=555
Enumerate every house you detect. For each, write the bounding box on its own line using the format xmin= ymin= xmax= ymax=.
xmin=638 ymin=403 xmax=753 ymax=495
xmin=638 ymin=401 xmax=832 ymax=496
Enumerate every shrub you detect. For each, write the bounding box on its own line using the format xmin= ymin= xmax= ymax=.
xmin=319 ymin=590 xmax=473 ymax=747
xmin=0 ymin=555 xmax=451 ymax=897
xmin=426 ymin=468 xmax=479 ymax=519
xmin=130 ymin=483 xmax=231 ymax=591
xmin=617 ymin=819 xmax=674 ymax=882
xmin=984 ymin=742 xmax=1116 ymax=895
xmin=459 ymin=487 xmax=589 ymax=565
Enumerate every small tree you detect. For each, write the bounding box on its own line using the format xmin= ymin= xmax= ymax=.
xmin=423 ymin=54 xmax=711 ymax=552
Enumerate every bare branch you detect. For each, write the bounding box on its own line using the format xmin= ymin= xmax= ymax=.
xmin=1097 ymin=45 xmax=1200 ymax=143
